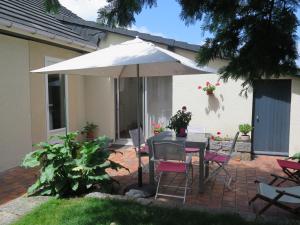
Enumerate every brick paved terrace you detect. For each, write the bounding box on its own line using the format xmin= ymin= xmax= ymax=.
xmin=0 ymin=146 xmax=297 ymax=220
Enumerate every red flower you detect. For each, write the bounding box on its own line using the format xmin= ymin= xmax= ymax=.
xmin=217 ymin=131 xmax=221 ymax=135
xmin=197 ymin=86 xmax=202 ymax=89
xmin=216 ymin=82 xmax=220 ymax=86
xmin=211 ymin=136 xmax=215 ymax=140
xmin=206 ymin=81 xmax=210 ymax=86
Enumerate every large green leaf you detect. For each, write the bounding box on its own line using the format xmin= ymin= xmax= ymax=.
xmin=40 ymin=164 xmax=55 ymax=183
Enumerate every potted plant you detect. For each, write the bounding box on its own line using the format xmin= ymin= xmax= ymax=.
xmin=152 ymin=122 xmax=165 ymax=135
xmin=198 ymin=81 xmax=220 ymax=95
xmin=167 ymin=110 xmax=192 ymax=137
xmin=81 ymin=122 xmax=98 ymax=140
xmin=239 ymin=124 xmax=253 ymax=141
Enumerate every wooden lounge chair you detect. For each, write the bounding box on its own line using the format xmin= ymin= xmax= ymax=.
xmin=269 ymin=159 xmax=300 ymax=186
xmin=249 ymin=180 xmax=300 ymax=215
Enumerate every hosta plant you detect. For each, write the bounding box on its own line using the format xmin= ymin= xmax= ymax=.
xmin=22 ymin=132 xmax=128 ymax=197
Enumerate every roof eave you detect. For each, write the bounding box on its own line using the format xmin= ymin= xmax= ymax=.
xmin=0 ymin=18 xmax=97 ymax=52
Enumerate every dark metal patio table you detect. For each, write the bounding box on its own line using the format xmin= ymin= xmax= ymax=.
xmin=146 ymin=131 xmax=211 ymax=193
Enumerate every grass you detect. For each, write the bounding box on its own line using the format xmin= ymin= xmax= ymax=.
xmin=13 ymin=198 xmax=288 ymax=225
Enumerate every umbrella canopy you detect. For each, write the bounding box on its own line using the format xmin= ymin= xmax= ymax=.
xmin=31 ymin=37 xmax=216 ymax=76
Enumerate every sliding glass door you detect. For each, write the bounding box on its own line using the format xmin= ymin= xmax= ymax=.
xmin=115 ymin=77 xmax=144 ymax=140
xmin=115 ymin=76 xmax=172 ymax=141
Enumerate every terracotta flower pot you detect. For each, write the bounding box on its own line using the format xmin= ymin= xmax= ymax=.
xmin=86 ymin=131 xmax=95 ymax=140
xmin=206 ymin=90 xmax=214 ymax=95
xmin=154 ymin=131 xmax=160 ymax=135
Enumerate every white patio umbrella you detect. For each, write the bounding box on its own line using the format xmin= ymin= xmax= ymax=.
xmin=32 ymin=37 xmax=215 ymax=192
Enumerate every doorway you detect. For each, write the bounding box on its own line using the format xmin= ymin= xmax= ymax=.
xmin=252 ymin=80 xmax=291 ymax=155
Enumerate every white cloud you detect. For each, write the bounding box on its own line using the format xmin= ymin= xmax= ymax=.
xmin=59 ymin=0 xmax=108 ymax=21
xmin=129 ymin=25 xmax=166 ymax=38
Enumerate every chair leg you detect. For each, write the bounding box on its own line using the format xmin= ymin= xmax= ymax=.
xmin=183 ymin=172 xmax=189 ymax=204
xmin=249 ymin=195 xmax=258 ymax=205
xmin=222 ymin=166 xmax=232 ymax=190
xmin=155 ymin=172 xmax=163 ymax=200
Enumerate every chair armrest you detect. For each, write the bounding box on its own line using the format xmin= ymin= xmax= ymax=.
xmin=270 ymin=173 xmax=297 ymax=183
xmin=276 ymin=190 xmax=300 ymax=199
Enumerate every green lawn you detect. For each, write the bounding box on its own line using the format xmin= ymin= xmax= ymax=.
xmin=13 ymin=198 xmax=285 ymax=225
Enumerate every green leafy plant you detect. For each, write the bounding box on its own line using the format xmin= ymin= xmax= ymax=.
xmin=152 ymin=122 xmax=165 ymax=133
xmin=81 ymin=122 xmax=98 ymax=139
xmin=167 ymin=110 xmax=192 ymax=134
xmin=290 ymin=152 xmax=300 ymax=162
xmin=198 ymin=81 xmax=220 ymax=94
xmin=22 ymin=132 xmax=128 ymax=197
xmin=239 ymin=124 xmax=253 ymax=135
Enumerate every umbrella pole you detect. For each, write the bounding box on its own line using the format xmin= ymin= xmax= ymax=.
xmin=137 ymin=64 xmax=143 ymax=187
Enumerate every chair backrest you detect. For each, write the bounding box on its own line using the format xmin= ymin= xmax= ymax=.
xmin=129 ymin=128 xmax=145 ymax=147
xmin=152 ymin=141 xmax=186 ymax=162
xmin=228 ymin=132 xmax=240 ymax=155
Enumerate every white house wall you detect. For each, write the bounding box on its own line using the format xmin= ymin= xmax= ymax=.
xmin=289 ymin=78 xmax=300 ymax=156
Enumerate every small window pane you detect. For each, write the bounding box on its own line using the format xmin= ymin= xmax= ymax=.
xmin=48 ymin=74 xmax=66 ymax=130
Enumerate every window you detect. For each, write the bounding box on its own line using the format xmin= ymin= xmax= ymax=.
xmin=47 ymin=74 xmax=66 ymax=130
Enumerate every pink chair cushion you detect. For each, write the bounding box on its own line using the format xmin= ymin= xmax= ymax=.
xmin=157 ymin=161 xmax=187 ymax=173
xmin=137 ymin=145 xmax=149 ymax=154
xmin=277 ymin=159 xmax=300 ymax=170
xmin=205 ymin=151 xmax=230 ymax=164
xmin=185 ymin=147 xmax=199 ymax=153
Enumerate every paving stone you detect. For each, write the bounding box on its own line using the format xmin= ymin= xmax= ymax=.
xmin=0 ymin=211 xmax=19 ymax=225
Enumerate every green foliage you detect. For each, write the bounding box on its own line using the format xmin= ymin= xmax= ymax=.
xmin=80 ymin=122 xmax=98 ymax=135
xmin=22 ymin=132 xmax=128 ymax=197
xmin=239 ymin=124 xmax=253 ymax=135
xmin=97 ymin=0 xmax=157 ymax=27
xmin=167 ymin=110 xmax=192 ymax=133
xmin=44 ymin=0 xmax=61 ymax=13
xmin=290 ymin=152 xmax=300 ymax=161
xmin=13 ymin=198 xmax=288 ymax=225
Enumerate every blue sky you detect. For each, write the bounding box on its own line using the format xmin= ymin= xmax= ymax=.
xmin=133 ymin=0 xmax=205 ymax=44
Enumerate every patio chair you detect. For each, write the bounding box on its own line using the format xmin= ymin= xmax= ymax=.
xmin=129 ymin=128 xmax=149 ymax=167
xmin=269 ymin=159 xmax=300 ymax=186
xmin=152 ymin=141 xmax=192 ymax=203
xmin=204 ymin=132 xmax=239 ymax=189
xmin=249 ymin=180 xmax=300 ymax=215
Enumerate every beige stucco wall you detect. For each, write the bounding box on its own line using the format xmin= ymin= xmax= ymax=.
xmin=0 ymin=34 xmax=32 ymax=171
xmin=84 ymin=77 xmax=115 ymax=138
xmin=29 ymin=41 xmax=86 ymax=144
xmin=289 ymin=78 xmax=300 ymax=156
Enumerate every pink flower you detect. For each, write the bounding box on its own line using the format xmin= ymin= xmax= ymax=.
xmin=197 ymin=86 xmax=202 ymax=89
xmin=211 ymin=136 xmax=215 ymax=141
xmin=216 ymin=82 xmax=220 ymax=86
xmin=154 ymin=124 xmax=161 ymax=129
xmin=206 ymin=81 xmax=210 ymax=86
xmin=217 ymin=131 xmax=221 ymax=135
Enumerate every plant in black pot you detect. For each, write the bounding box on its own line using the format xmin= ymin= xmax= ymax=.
xmin=167 ymin=109 xmax=192 ymax=137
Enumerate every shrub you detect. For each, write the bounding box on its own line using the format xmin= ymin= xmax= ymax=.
xmin=167 ymin=110 xmax=192 ymax=134
xmin=238 ymin=124 xmax=253 ymax=135
xmin=22 ymin=132 xmax=128 ymax=197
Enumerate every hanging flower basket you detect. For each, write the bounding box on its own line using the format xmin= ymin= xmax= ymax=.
xmin=198 ymin=81 xmax=220 ymax=95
